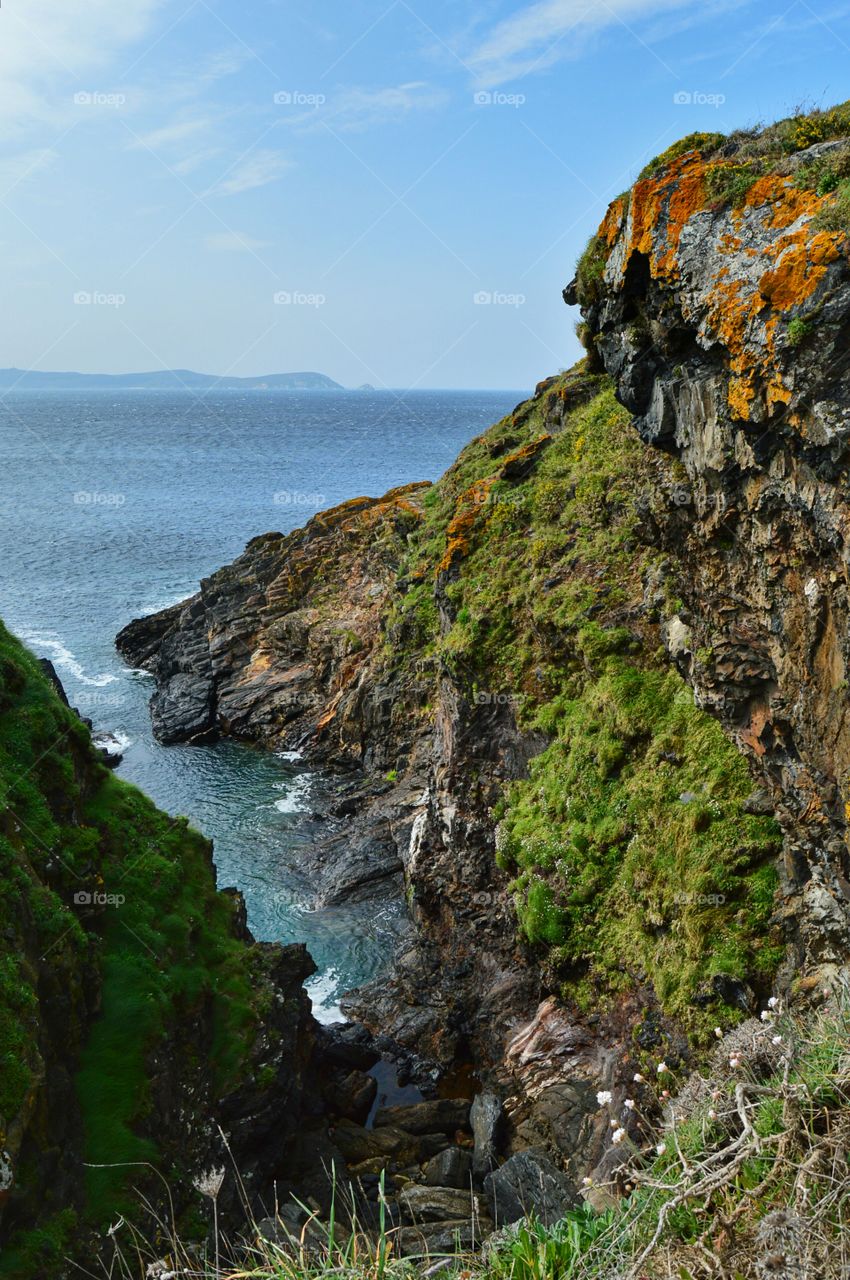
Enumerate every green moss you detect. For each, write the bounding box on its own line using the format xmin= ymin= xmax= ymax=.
xmin=0 ymin=620 xmax=268 ymax=1258
xmin=706 ymin=160 xmax=763 ymax=208
xmin=639 ymin=132 xmax=726 ymax=179
xmin=787 ymin=316 xmax=813 ymax=347
xmin=813 ymin=178 xmax=850 ymax=235
xmin=384 ymin=370 xmax=783 ymax=1037
xmin=574 ymin=235 xmax=609 ymax=307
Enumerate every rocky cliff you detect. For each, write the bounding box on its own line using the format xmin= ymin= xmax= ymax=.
xmin=0 ymin=623 xmax=336 ymax=1277
xmin=116 ymin=102 xmax=850 ymax=1236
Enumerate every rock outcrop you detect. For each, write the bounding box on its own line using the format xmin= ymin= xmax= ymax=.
xmin=117 ymin=106 xmax=850 ymax=1248
xmin=567 ymin=129 xmax=850 ymax=980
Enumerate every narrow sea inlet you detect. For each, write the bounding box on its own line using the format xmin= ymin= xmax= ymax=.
xmin=0 ymin=387 xmax=522 ymax=1017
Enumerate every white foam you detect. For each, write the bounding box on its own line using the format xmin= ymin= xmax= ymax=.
xmin=276 ymin=749 xmax=304 ymax=762
xmin=21 ymin=631 xmax=119 ymax=687
xmin=92 ymin=729 xmax=132 ymax=755
xmin=306 ymin=969 xmax=346 ymax=1025
xmin=272 ymin=772 xmax=313 ymax=813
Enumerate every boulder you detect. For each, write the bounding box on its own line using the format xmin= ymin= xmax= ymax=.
xmin=485 ymin=1149 xmax=578 ymax=1227
xmin=373 ymin=1098 xmax=470 ymax=1135
xmin=396 ymin=1217 xmax=493 ymax=1257
xmin=470 ymin=1092 xmax=503 ymax=1178
xmin=423 ymin=1146 xmax=472 ymax=1189
xmin=399 ymin=1184 xmax=476 ymax=1223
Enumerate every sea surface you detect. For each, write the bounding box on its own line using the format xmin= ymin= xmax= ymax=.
xmin=0 ymin=388 xmax=524 ymax=1019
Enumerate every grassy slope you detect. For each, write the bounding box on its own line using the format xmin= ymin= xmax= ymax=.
xmin=0 ymin=622 xmax=263 ymax=1276
xmin=384 ymin=369 xmax=781 ymax=1036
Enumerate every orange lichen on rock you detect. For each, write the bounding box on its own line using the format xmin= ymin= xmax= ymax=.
xmin=599 ymin=196 xmax=626 ymax=247
xmin=624 ymin=152 xmax=709 ymax=281
xmin=707 ymin=176 xmax=840 ymax=420
xmin=439 ymin=477 xmax=497 ymax=575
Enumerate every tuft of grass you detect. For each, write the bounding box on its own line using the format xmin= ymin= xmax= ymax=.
xmin=813 ymin=178 xmax=850 ymax=236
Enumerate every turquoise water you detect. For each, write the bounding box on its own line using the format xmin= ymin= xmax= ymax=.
xmin=0 ymin=387 xmax=523 ymax=1018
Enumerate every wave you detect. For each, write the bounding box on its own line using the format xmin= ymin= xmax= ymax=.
xmin=305 ymin=967 xmax=346 ymax=1025
xmin=20 ymin=630 xmax=119 ymax=687
xmin=273 ymin=772 xmax=313 ymax=813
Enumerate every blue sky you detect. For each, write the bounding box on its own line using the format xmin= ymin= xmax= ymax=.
xmin=2 ymin=0 xmax=849 ymax=388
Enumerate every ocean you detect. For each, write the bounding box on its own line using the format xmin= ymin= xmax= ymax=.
xmin=0 ymin=387 xmax=523 ymax=1019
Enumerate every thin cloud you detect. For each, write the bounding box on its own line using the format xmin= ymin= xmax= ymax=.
xmin=0 ymin=0 xmax=167 ymax=136
xmin=281 ymin=81 xmax=448 ymax=134
xmin=206 ymin=149 xmax=290 ymax=197
xmin=468 ymin=0 xmax=692 ymax=85
xmin=204 ymin=230 xmax=270 ymax=251
xmin=131 ymin=117 xmax=212 ymax=150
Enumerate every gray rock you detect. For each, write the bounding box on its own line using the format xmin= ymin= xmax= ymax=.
xmin=485 ymin=1149 xmax=578 ymax=1227
xmin=470 ymin=1092 xmax=503 ymax=1179
xmin=373 ymin=1098 xmax=470 ymax=1135
xmin=397 ymin=1217 xmax=493 ymax=1257
xmin=399 ymin=1184 xmax=476 ymax=1223
xmin=423 ymin=1146 xmax=472 ymax=1189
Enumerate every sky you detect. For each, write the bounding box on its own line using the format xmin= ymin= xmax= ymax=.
xmin=1 ymin=0 xmax=849 ymax=389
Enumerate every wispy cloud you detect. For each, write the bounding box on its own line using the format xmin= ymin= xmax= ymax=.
xmin=468 ymin=0 xmax=692 ymax=85
xmin=206 ymin=149 xmax=290 ymax=197
xmin=0 ymin=0 xmax=167 ymax=135
xmin=204 ymin=230 xmax=270 ymax=251
xmin=325 ymin=81 xmax=449 ymax=131
xmin=130 ymin=117 xmax=212 ymax=151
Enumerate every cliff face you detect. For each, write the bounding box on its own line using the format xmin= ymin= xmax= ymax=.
xmin=567 ymin=123 xmax=850 ymax=980
xmin=118 ymin=107 xmax=850 ymax=1193
xmin=0 ymin=624 xmax=324 ymax=1276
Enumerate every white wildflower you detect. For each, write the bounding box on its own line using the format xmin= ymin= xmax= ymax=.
xmin=768 ymin=996 xmax=779 ymax=1009
xmin=596 ymin=1090 xmax=612 ymax=1106
xmin=624 ymin=1098 xmax=635 ymax=1110
xmin=611 ymin=1127 xmax=626 ymax=1145
xmin=657 ymin=1061 xmax=668 ymax=1074
xmin=714 ymin=1026 xmax=723 ymax=1038
xmin=633 ymin=1073 xmax=645 ymax=1083
xmin=194 ymin=1167 xmax=225 ymax=1200
xmin=656 ymin=1142 xmax=667 ymax=1156
xmin=772 ymin=1034 xmax=782 ymax=1045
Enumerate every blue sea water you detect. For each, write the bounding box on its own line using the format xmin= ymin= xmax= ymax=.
xmin=0 ymin=387 xmax=523 ymax=1018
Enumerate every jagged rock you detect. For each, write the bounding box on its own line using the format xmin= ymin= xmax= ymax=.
xmin=470 ymin=1093 xmax=503 ymax=1179
xmin=373 ymin=1098 xmax=470 ymax=1135
xmin=485 ymin=1149 xmax=579 ymax=1227
xmin=423 ymin=1146 xmax=473 ymax=1189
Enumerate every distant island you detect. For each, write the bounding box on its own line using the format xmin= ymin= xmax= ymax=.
xmin=0 ymin=367 xmax=343 ymax=391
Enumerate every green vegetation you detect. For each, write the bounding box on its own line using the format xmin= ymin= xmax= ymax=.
xmin=574 ymin=236 xmax=610 ymax=307
xmin=787 ymin=316 xmax=814 ymax=346
xmin=638 ymin=131 xmax=726 ymax=179
xmin=0 ymin=622 xmax=269 ymax=1272
xmin=705 ymin=160 xmax=761 ymax=207
xmin=381 ymin=369 xmax=782 ymax=1034
xmin=639 ymin=98 xmax=850 ymax=182
xmin=66 ymin=989 xmax=850 ymax=1278
xmin=813 ymin=178 xmax=850 ymax=235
